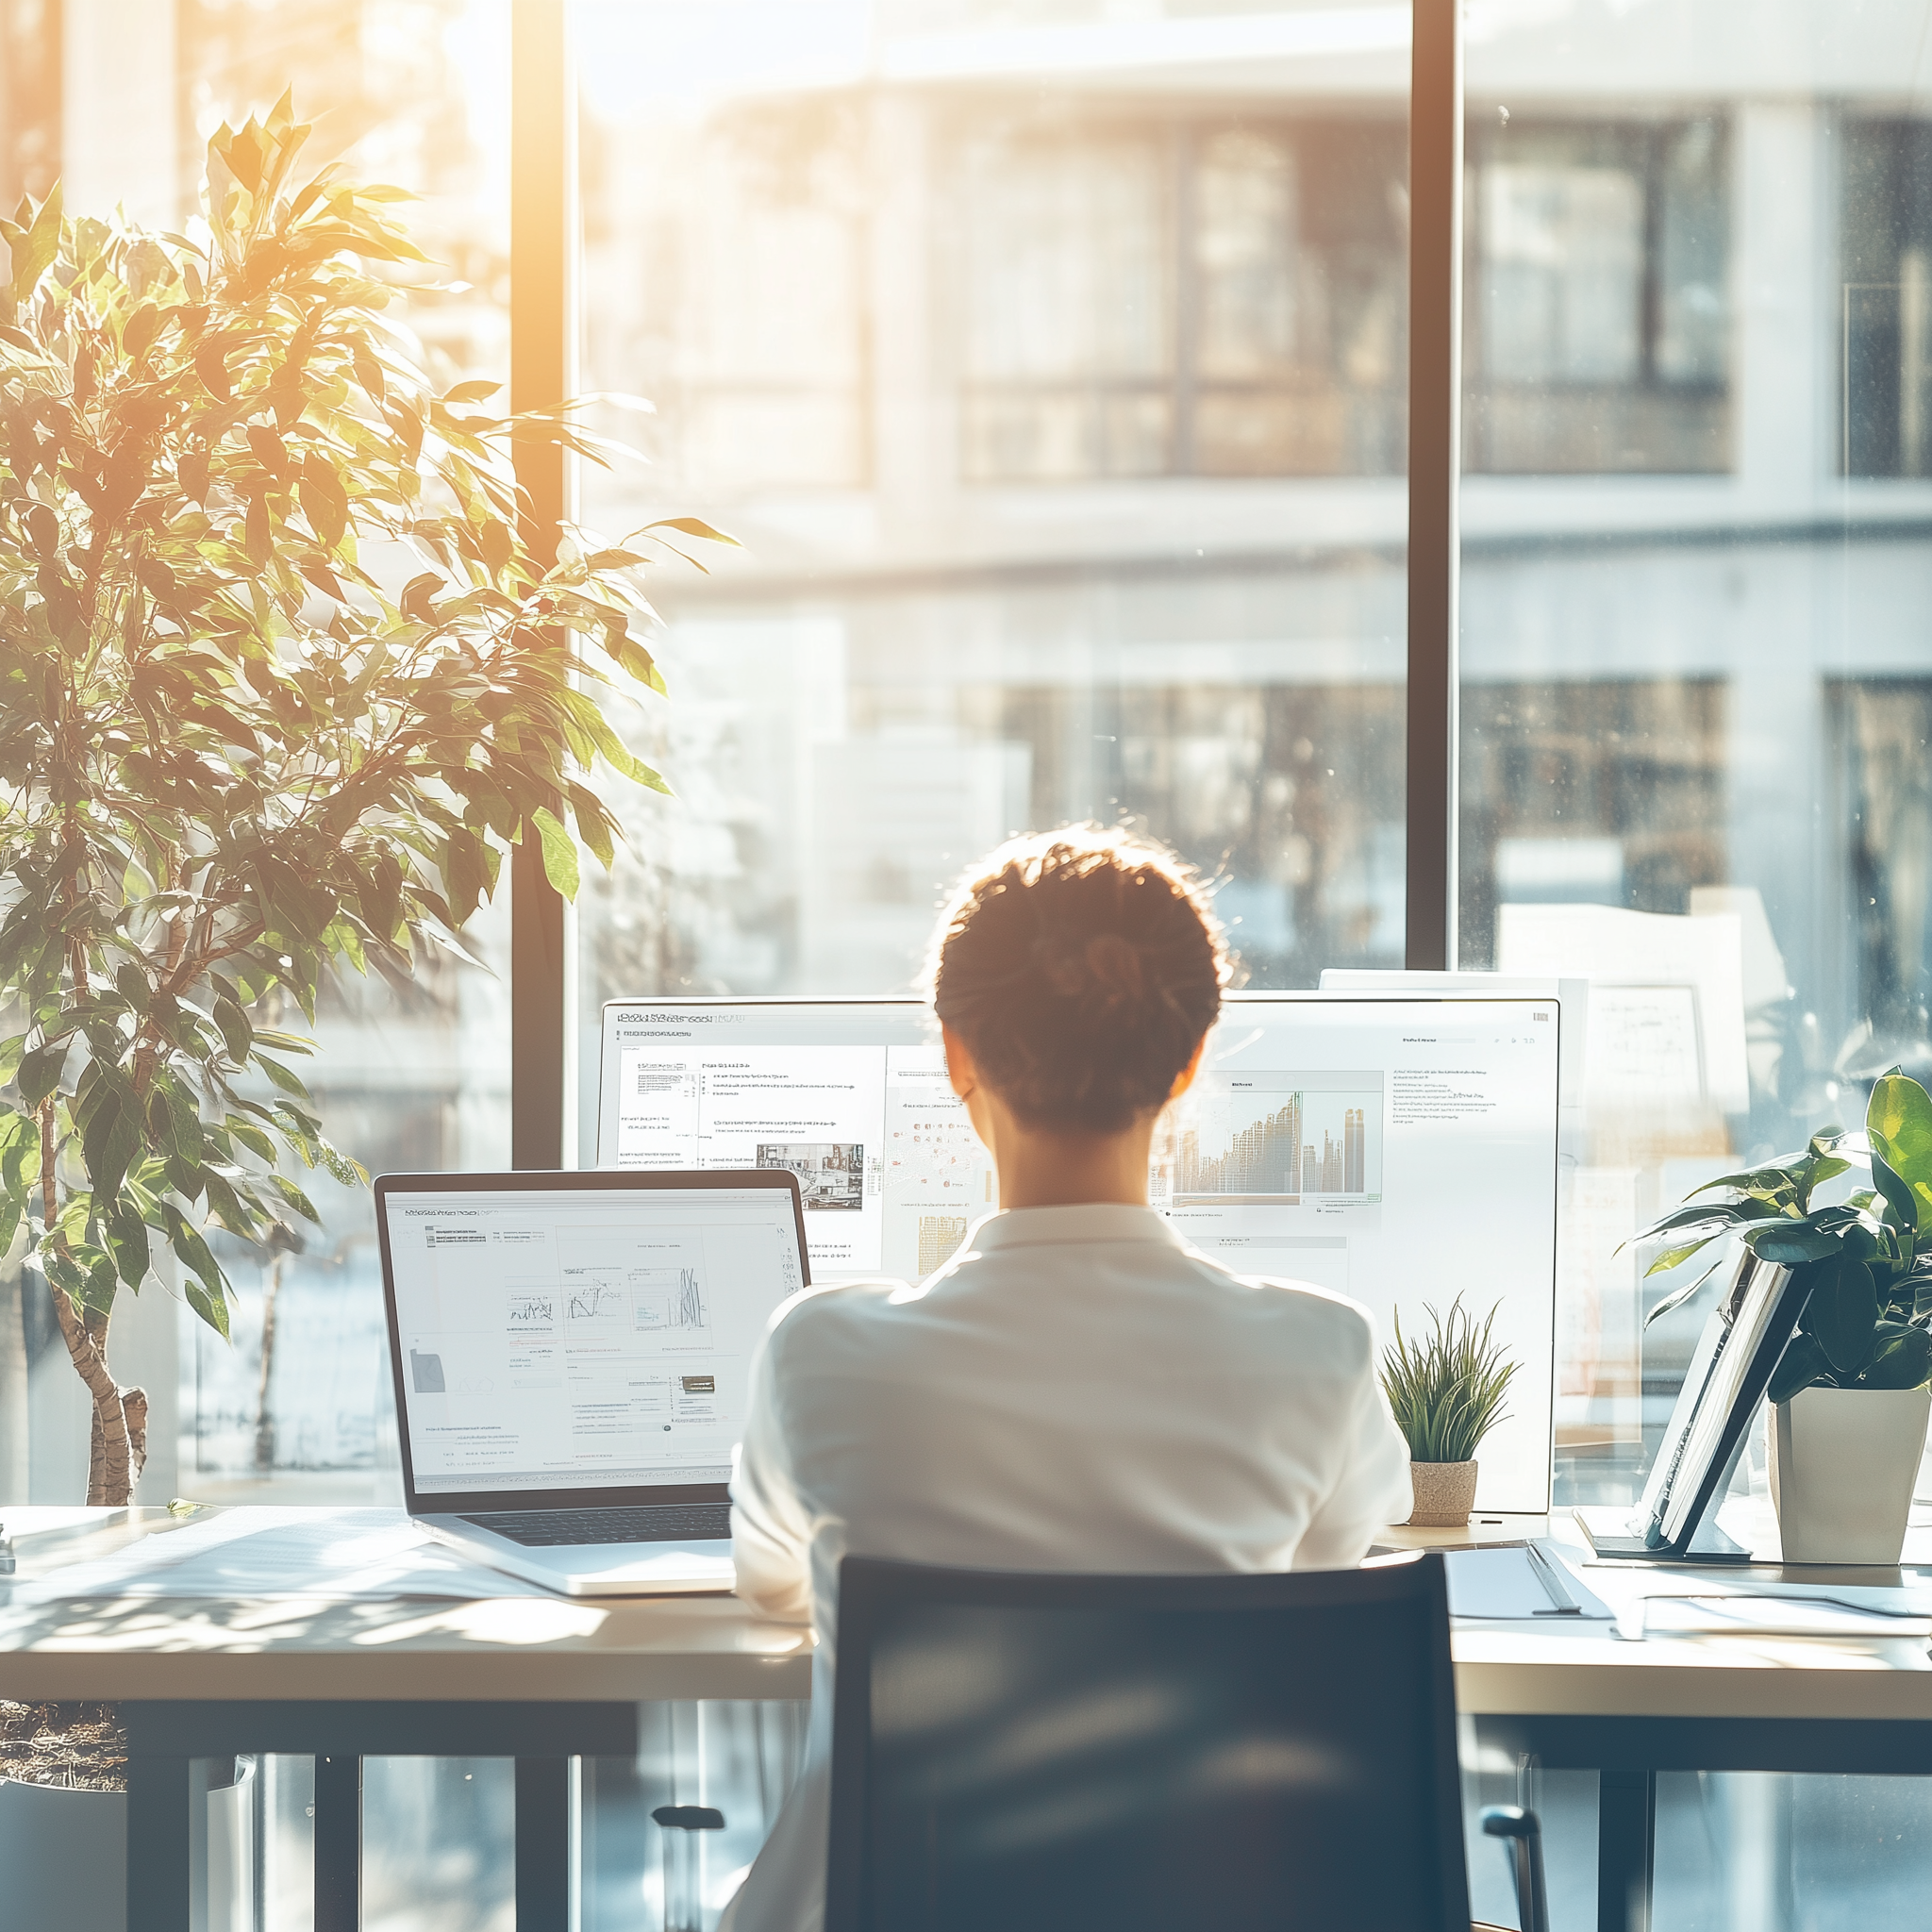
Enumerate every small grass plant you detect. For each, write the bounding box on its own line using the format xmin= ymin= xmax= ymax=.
xmin=1381 ymin=1297 xmax=1518 ymax=1464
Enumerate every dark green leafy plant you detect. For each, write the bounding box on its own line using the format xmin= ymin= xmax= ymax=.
xmin=0 ymin=96 xmax=731 ymax=1503
xmin=1380 ymin=1297 xmax=1518 ymax=1464
xmin=1629 ymin=1071 xmax=1932 ymax=1404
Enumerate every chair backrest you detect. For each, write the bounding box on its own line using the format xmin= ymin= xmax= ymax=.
xmin=826 ymin=1550 xmax=1469 ymax=1932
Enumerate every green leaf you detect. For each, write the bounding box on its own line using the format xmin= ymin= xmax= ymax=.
xmin=1744 ymin=1222 xmax=1846 ymax=1266
xmin=531 ymin=807 xmax=580 ymax=902
xmin=79 ymin=1080 xmax=142 ymax=1204
xmin=1859 ymin=1324 xmax=1932 ymax=1390
xmin=212 ymin=993 xmax=254 ymax=1063
xmin=269 ymin=1173 xmax=321 ymax=1223
xmin=183 ymin=1275 xmax=231 ymax=1340
xmin=1643 ymin=1233 xmax=1724 ymax=1278
xmin=11 ymin=182 xmax=62 ymax=305
xmin=1641 ymin=1250 xmax=1729 ymax=1330
xmin=16 ymin=1037 xmax=72 ymax=1108
xmin=1768 ymin=1329 xmax=1828 ymax=1404
xmin=256 ymin=1056 xmax=311 ymax=1100
xmin=1805 ymin=1256 xmax=1882 ymax=1374
xmin=1870 ymin=1072 xmax=1932 ymax=1236
xmin=1871 ymin=1148 xmax=1918 ymax=1235
xmin=104 ymin=1196 xmax=152 ymax=1290
xmin=639 ymin=515 xmax=740 ymax=548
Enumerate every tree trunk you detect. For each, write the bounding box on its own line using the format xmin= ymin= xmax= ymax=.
xmin=253 ymin=1253 xmax=284 ymax=1474
xmin=47 ymin=1283 xmax=145 ymax=1507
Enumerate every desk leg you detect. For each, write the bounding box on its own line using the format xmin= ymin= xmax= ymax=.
xmin=516 ymin=1756 xmax=572 ymax=1932
xmin=126 ymin=1755 xmax=191 ymax=1932
xmin=1598 ymin=1767 xmax=1656 ymax=1932
xmin=315 ymin=1753 xmax=362 ymax=1932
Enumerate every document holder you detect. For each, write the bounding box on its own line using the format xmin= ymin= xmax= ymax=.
xmin=1578 ymin=1251 xmax=1810 ymax=1566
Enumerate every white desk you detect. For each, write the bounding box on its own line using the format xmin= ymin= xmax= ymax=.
xmin=0 ymin=1509 xmax=808 ymax=1932
xmin=1396 ymin=1511 xmax=1932 ymax=1930
xmin=8 ymin=1507 xmax=1932 ymax=1932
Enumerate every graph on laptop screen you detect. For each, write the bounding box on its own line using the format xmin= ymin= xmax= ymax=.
xmin=599 ymin=995 xmax=1559 ymax=1510
xmin=383 ymin=1183 xmax=805 ymax=1495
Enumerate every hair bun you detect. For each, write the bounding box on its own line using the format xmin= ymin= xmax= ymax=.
xmin=1083 ymin=931 xmax=1145 ymax=1010
xmin=927 ymin=826 xmax=1227 ymax=1134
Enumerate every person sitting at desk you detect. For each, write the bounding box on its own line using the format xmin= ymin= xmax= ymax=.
xmin=720 ymin=826 xmax=1413 ymax=1932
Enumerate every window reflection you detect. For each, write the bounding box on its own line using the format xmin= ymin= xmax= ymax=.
xmin=1466 ymin=119 xmax=1730 ymax=474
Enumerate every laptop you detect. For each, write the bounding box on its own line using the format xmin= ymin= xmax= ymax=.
xmin=376 ymin=1166 xmax=808 ymax=1596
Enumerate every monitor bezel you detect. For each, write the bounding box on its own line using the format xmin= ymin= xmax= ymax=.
xmin=376 ymin=1166 xmax=808 ymax=1520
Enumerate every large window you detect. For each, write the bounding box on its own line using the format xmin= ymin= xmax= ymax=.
xmin=572 ymin=1 xmax=1415 ymax=1165
xmin=1457 ymin=8 xmax=1932 ymax=1517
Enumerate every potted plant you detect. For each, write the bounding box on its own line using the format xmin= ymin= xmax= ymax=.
xmin=1381 ymin=1298 xmax=1519 ymax=1527
xmin=0 ymin=1701 xmax=126 ymax=1928
xmin=0 ymin=95 xmax=730 ymax=1506
xmin=1631 ymin=1071 xmax=1932 ymax=1563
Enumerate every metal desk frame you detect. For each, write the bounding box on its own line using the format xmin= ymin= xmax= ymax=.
xmin=121 ymin=1700 xmax=638 ymax=1932
xmin=1476 ymin=1712 xmax=1932 ymax=1932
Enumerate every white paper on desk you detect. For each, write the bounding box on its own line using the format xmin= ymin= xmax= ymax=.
xmin=1445 ymin=1544 xmax=1613 ymax=1621
xmin=1497 ymin=905 xmax=1747 ymax=1113
xmin=8 ymin=1507 xmax=552 ymax=1603
xmin=1640 ymin=1594 xmax=1932 ymax=1639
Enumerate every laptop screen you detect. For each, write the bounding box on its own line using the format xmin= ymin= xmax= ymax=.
xmin=379 ymin=1177 xmax=806 ymax=1504
xmin=598 ymin=994 xmax=1560 ymax=1512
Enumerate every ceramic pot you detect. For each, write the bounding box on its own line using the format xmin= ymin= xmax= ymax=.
xmin=1769 ymin=1385 xmax=1932 ymax=1565
xmin=0 ymin=1779 xmax=125 ymax=1931
xmin=1407 ymin=1459 xmax=1478 ymax=1528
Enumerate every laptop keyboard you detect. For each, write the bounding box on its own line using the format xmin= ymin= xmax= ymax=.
xmin=463 ymin=1504 xmax=732 ymax=1548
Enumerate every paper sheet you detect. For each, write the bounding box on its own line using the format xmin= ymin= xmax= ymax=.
xmin=1633 ymin=1593 xmax=1932 ymax=1639
xmin=6 ymin=1507 xmax=553 ymax=1603
xmin=1445 ymin=1543 xmax=1613 ymax=1621
xmin=1497 ymin=905 xmax=1748 ymax=1113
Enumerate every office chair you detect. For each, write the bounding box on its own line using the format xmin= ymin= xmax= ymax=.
xmin=826 ymin=1549 xmax=1546 ymax=1932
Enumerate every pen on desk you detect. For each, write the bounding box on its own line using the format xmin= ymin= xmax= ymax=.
xmin=1524 ymin=1540 xmax=1582 ymax=1615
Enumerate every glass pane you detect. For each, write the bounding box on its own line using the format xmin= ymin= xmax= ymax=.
xmin=574 ymin=0 xmax=1413 ymax=1161
xmin=0 ymin=3 xmax=511 ymax=1508
xmin=1459 ymin=5 xmax=1932 ymax=1510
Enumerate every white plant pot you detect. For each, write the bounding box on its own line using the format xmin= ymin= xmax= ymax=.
xmin=0 ymin=1778 xmax=126 ymax=1931
xmin=1769 ymin=1385 xmax=1932 ymax=1565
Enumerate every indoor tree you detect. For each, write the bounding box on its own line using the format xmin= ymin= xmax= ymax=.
xmin=0 ymin=96 xmax=728 ymax=1504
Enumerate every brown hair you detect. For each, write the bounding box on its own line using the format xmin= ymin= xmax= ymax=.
xmin=927 ymin=827 xmax=1228 ymax=1134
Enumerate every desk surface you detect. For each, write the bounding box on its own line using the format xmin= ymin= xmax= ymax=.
xmin=0 ymin=1508 xmax=812 ymax=1703
xmin=5 ymin=1507 xmax=1932 ymax=1719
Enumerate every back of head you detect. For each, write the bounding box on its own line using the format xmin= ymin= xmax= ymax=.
xmin=928 ymin=828 xmax=1227 ymax=1134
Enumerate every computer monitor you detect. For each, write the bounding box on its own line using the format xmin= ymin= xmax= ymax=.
xmin=597 ymin=993 xmax=1560 ymax=1511
xmin=598 ymin=999 xmax=992 ymax=1285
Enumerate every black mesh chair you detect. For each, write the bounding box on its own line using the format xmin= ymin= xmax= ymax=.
xmin=826 ymin=1550 xmax=1544 ymax=1932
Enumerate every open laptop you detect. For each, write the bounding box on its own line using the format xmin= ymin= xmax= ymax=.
xmin=597 ymin=992 xmax=1563 ymax=1514
xmin=376 ymin=1167 xmax=808 ymax=1596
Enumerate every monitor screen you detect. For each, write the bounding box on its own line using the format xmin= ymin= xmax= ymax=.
xmin=598 ymin=994 xmax=1559 ymax=1510
xmin=599 ymin=1000 xmax=996 ymax=1283
xmin=380 ymin=1181 xmax=807 ymax=1499
xmin=1160 ymin=994 xmax=1558 ymax=1511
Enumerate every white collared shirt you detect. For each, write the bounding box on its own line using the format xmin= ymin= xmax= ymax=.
xmin=720 ymin=1203 xmax=1413 ymax=1932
